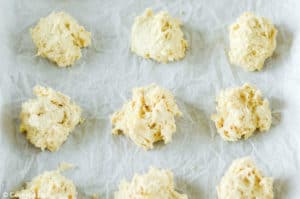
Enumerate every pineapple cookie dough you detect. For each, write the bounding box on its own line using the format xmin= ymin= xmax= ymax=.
xmin=115 ymin=167 xmax=188 ymax=199
xmin=131 ymin=8 xmax=188 ymax=63
xmin=229 ymin=12 xmax=277 ymax=71
xmin=111 ymin=84 xmax=182 ymax=150
xmin=31 ymin=12 xmax=91 ymax=67
xmin=14 ymin=169 xmax=77 ymax=199
xmin=20 ymin=86 xmax=82 ymax=151
xmin=211 ymin=84 xmax=272 ymax=141
xmin=217 ymin=157 xmax=274 ymax=199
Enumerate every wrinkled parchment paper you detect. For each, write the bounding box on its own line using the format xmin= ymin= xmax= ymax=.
xmin=0 ymin=0 xmax=300 ymax=198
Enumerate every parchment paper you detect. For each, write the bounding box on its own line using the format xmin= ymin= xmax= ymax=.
xmin=0 ymin=0 xmax=299 ymax=198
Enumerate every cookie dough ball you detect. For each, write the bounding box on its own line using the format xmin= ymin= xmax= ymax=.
xmin=131 ymin=8 xmax=188 ymax=63
xmin=217 ymin=157 xmax=274 ymax=199
xmin=229 ymin=12 xmax=277 ymax=71
xmin=111 ymin=84 xmax=182 ymax=150
xmin=20 ymin=86 xmax=82 ymax=151
xmin=31 ymin=12 xmax=91 ymax=67
xmin=115 ymin=167 xmax=188 ymax=199
xmin=14 ymin=170 xmax=77 ymax=199
xmin=211 ymin=83 xmax=272 ymax=141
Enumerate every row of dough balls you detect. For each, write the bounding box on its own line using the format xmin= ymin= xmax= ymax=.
xmin=31 ymin=8 xmax=277 ymax=71
xmin=13 ymin=157 xmax=274 ymax=199
xmin=20 ymin=83 xmax=271 ymax=152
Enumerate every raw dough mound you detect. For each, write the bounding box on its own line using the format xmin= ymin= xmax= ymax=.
xmin=31 ymin=12 xmax=91 ymax=67
xmin=229 ymin=12 xmax=277 ymax=71
xmin=131 ymin=8 xmax=188 ymax=63
xmin=115 ymin=167 xmax=188 ymax=199
xmin=217 ymin=157 xmax=274 ymax=199
xmin=14 ymin=170 xmax=77 ymax=199
xmin=20 ymin=86 xmax=82 ymax=151
xmin=111 ymin=84 xmax=182 ymax=150
xmin=211 ymin=83 xmax=272 ymax=141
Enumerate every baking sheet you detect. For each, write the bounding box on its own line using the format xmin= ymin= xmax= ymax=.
xmin=0 ymin=0 xmax=300 ymax=198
